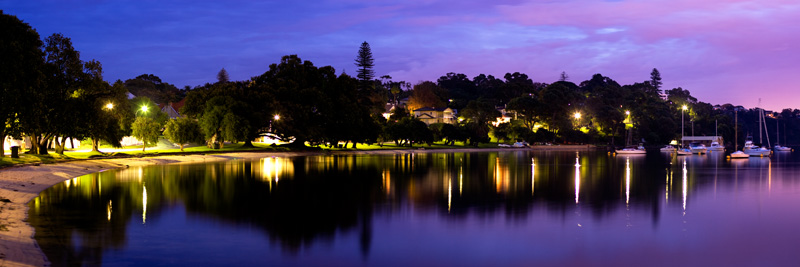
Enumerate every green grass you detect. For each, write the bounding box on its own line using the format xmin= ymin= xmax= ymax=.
xmin=1 ymin=140 xmax=514 ymax=169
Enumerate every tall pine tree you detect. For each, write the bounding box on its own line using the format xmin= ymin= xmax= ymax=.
xmin=355 ymin=41 xmax=374 ymax=91
xmin=650 ymin=68 xmax=662 ymax=93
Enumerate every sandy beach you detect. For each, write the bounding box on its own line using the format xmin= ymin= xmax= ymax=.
xmin=0 ymin=145 xmax=592 ymax=266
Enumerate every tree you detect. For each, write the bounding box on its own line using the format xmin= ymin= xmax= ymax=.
xmin=20 ymin=33 xmax=85 ymax=155
xmin=164 ymin=117 xmax=203 ymax=151
xmin=131 ymin=116 xmax=161 ymax=152
xmin=650 ymin=68 xmax=662 ymax=93
xmin=217 ymin=68 xmax=229 ymax=83
xmin=437 ymin=73 xmax=477 ymax=109
xmin=581 ymin=74 xmax=625 ymax=145
xmin=407 ymin=81 xmax=447 ymax=113
xmin=355 ymin=41 xmax=375 ymax=91
xmin=79 ymin=64 xmax=128 ymax=152
xmin=536 ymin=82 xmax=583 ymax=133
xmin=507 ymin=96 xmax=540 ymax=131
xmin=0 ymin=12 xmax=44 ymax=157
xmin=252 ymin=55 xmax=327 ymax=147
xmin=500 ymin=72 xmax=537 ymax=103
xmin=199 ymin=96 xmax=249 ymax=148
xmin=559 ymin=71 xmax=569 ymax=82
xmin=460 ymin=100 xmax=501 ymax=146
xmin=124 ymin=74 xmax=182 ymax=104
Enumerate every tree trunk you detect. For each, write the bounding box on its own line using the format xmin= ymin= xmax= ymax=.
xmin=352 ymin=142 xmax=357 ymax=149
xmin=179 ymin=143 xmax=184 ymax=152
xmin=92 ymin=138 xmax=100 ymax=152
xmin=142 ymin=143 xmax=146 ymax=152
xmin=241 ymin=140 xmax=254 ymax=148
xmin=0 ymin=132 xmax=5 ymax=158
xmin=55 ymin=137 xmax=67 ymax=155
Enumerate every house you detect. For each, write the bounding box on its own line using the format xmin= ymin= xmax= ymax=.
xmin=413 ymin=107 xmax=457 ymax=125
xmin=159 ymin=98 xmax=186 ymax=119
xmin=492 ymin=104 xmax=515 ymax=127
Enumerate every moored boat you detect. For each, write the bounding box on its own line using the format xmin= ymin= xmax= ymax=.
xmin=708 ymin=141 xmax=725 ymax=152
xmin=774 ymin=145 xmax=791 ymax=152
xmin=660 ymin=145 xmax=676 ymax=152
xmin=616 ymin=146 xmax=646 ymax=154
xmin=676 ymin=148 xmax=692 ymax=156
xmin=744 ymin=138 xmax=771 ymax=157
xmin=689 ymin=143 xmax=708 ymax=154
xmin=729 ymin=151 xmax=749 ymax=158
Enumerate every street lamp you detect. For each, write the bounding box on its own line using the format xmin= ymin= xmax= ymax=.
xmin=136 ymin=105 xmax=149 ymax=117
xmin=105 ymin=103 xmax=114 ymax=110
xmin=574 ymin=112 xmax=581 ymax=120
xmin=273 ymin=114 xmax=280 ymax=121
xmin=681 ymin=105 xmax=688 ymax=145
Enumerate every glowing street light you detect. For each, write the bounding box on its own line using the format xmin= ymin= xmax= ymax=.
xmin=273 ymin=114 xmax=280 ymax=121
xmin=136 ymin=105 xmax=149 ymax=116
xmin=681 ymin=105 xmax=688 ymax=144
xmin=105 ymin=103 xmax=114 ymax=110
xmin=573 ymin=112 xmax=581 ymax=120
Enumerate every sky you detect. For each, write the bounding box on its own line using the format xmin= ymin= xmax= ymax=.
xmin=3 ymin=0 xmax=800 ymax=111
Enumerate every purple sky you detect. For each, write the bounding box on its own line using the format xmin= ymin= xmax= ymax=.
xmin=4 ymin=0 xmax=800 ymax=110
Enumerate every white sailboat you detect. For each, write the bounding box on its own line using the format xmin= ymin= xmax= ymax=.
xmin=708 ymin=120 xmax=725 ymax=152
xmin=744 ymin=103 xmax=771 ymax=157
xmin=774 ymin=120 xmax=791 ymax=151
xmin=730 ymin=109 xmax=749 ymax=159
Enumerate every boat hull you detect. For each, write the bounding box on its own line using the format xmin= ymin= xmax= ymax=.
xmin=744 ymin=149 xmax=771 ymax=156
xmin=616 ymin=150 xmax=646 ymax=154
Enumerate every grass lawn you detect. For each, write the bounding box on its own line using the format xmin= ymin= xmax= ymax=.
xmin=2 ymin=140 xmax=510 ymax=169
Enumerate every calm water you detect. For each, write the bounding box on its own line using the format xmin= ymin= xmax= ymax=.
xmin=28 ymin=151 xmax=800 ymax=266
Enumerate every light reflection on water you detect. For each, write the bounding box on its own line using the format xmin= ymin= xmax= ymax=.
xmin=28 ymin=151 xmax=800 ymax=266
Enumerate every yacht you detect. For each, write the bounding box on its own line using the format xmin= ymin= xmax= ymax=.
xmin=774 ymin=145 xmax=792 ymax=152
xmin=744 ymin=137 xmax=771 ymax=157
xmin=659 ymin=145 xmax=676 ymax=152
xmin=708 ymin=141 xmax=725 ymax=152
xmin=729 ymin=150 xmax=750 ymax=159
xmin=616 ymin=145 xmax=646 ymax=154
xmin=676 ymin=148 xmax=692 ymax=156
xmin=689 ymin=142 xmax=708 ymax=154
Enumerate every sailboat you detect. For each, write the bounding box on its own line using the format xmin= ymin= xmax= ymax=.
xmin=730 ymin=109 xmax=750 ymax=159
xmin=744 ymin=104 xmax=771 ymax=157
xmin=708 ymin=120 xmax=724 ymax=151
xmin=774 ymin=120 xmax=792 ymax=151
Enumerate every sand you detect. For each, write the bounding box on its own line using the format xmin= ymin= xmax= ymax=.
xmin=0 ymin=145 xmax=592 ymax=266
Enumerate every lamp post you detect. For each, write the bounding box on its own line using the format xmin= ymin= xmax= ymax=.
xmin=573 ymin=112 xmax=581 ymax=128
xmin=270 ymin=114 xmax=280 ymax=132
xmin=625 ymin=110 xmax=631 ymax=146
xmin=681 ymin=105 xmax=688 ymax=146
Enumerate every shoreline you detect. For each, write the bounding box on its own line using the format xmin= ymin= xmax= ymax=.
xmin=0 ymin=145 xmax=592 ymax=266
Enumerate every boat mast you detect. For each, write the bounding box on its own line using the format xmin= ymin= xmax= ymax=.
xmin=735 ymin=110 xmax=738 ymax=151
xmin=764 ymin=108 xmax=771 ymax=148
xmin=758 ymin=98 xmax=762 ymax=144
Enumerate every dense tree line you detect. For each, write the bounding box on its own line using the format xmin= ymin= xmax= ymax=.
xmin=6 ymin=11 xmax=800 ymax=157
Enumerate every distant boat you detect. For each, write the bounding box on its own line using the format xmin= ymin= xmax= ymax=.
xmin=676 ymin=148 xmax=692 ymax=156
xmin=689 ymin=142 xmax=708 ymax=154
xmin=774 ymin=120 xmax=791 ymax=152
xmin=729 ymin=150 xmax=749 ymax=159
xmin=744 ymin=136 xmax=771 ymax=156
xmin=774 ymin=145 xmax=792 ymax=152
xmin=616 ymin=145 xmax=646 ymax=154
xmin=708 ymin=141 xmax=725 ymax=152
xmin=660 ymin=145 xmax=676 ymax=152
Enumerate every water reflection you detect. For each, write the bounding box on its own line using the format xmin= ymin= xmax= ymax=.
xmin=28 ymin=151 xmax=800 ymax=266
